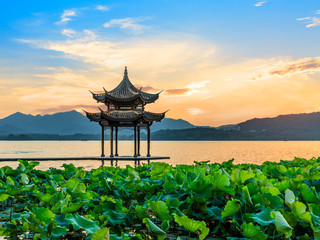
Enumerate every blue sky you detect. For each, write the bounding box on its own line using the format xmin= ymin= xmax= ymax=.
xmin=1 ymin=0 xmax=320 ymax=126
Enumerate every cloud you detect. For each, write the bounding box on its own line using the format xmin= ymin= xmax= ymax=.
xmin=124 ymin=84 xmax=203 ymax=96
xmin=96 ymin=5 xmax=109 ymax=11
xmin=56 ymin=10 xmax=77 ymax=25
xmin=19 ymin=31 xmax=216 ymax=76
xmin=183 ymin=81 xmax=210 ymax=95
xmin=297 ymin=11 xmax=320 ymax=28
xmin=141 ymin=86 xmax=159 ymax=91
xmin=187 ymin=108 xmax=207 ymax=115
xmin=135 ymin=85 xmax=160 ymax=92
xmin=61 ymin=29 xmax=77 ymax=38
xmin=254 ymin=1 xmax=267 ymax=7
xmin=165 ymin=88 xmax=189 ymax=95
xmin=16 ymin=30 xmax=219 ymax=125
xmin=134 ymin=84 xmax=204 ymax=96
xmin=162 ymin=81 xmax=210 ymax=96
xmin=103 ymin=17 xmax=150 ymax=34
xmin=270 ymin=57 xmax=320 ymax=77
xmin=187 ymin=81 xmax=210 ymax=89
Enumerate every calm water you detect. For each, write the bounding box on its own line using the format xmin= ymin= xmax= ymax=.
xmin=1 ymin=141 xmax=320 ymax=170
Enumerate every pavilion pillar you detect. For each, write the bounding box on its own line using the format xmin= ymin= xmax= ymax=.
xmin=115 ymin=126 xmax=118 ymax=156
xmin=137 ymin=126 xmax=141 ymax=156
xmin=101 ymin=125 xmax=105 ymax=157
xmin=147 ymin=125 xmax=151 ymax=157
xmin=110 ymin=127 xmax=114 ymax=157
xmin=134 ymin=125 xmax=137 ymax=157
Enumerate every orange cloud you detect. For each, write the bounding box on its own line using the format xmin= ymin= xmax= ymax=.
xmin=165 ymin=88 xmax=190 ymax=95
xmin=270 ymin=57 xmax=320 ymax=77
xmin=134 ymin=85 xmax=160 ymax=92
xmin=133 ymin=84 xmax=194 ymax=95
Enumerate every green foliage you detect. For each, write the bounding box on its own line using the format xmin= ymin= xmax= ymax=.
xmin=0 ymin=193 xmax=10 ymax=202
xmin=92 ymin=227 xmax=109 ymax=240
xmin=222 ymin=199 xmax=241 ymax=218
xmin=66 ymin=213 xmax=100 ymax=234
xmin=148 ymin=200 xmax=171 ymax=221
xmin=20 ymin=173 xmax=29 ymax=185
xmin=251 ymin=207 xmax=275 ymax=226
xmin=174 ymin=215 xmax=209 ymax=240
xmin=31 ymin=207 xmax=55 ymax=225
xmin=1 ymin=157 xmax=320 ymax=238
xmin=241 ymin=222 xmax=267 ymax=240
xmin=143 ymin=218 xmax=166 ymax=240
xmin=150 ymin=162 xmax=170 ymax=179
xmin=271 ymin=211 xmax=293 ymax=237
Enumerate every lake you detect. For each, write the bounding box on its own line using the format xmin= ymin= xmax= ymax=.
xmin=1 ymin=140 xmax=320 ymax=170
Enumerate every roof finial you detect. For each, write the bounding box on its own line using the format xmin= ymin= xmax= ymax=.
xmin=124 ymin=66 xmax=128 ymax=78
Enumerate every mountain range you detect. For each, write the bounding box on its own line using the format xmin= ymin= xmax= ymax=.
xmin=0 ymin=111 xmax=196 ymax=136
xmin=238 ymin=112 xmax=320 ymax=140
xmin=3 ymin=110 xmax=320 ymax=140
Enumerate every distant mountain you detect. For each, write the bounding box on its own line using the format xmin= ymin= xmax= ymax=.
xmin=238 ymin=112 xmax=320 ymax=140
xmin=0 ymin=111 xmax=197 ymax=136
xmin=151 ymin=127 xmax=254 ymax=140
xmin=0 ymin=111 xmax=99 ymax=135
xmin=151 ymin=118 xmax=195 ymax=131
xmin=216 ymin=124 xmax=239 ymax=131
xmin=151 ymin=112 xmax=320 ymax=140
xmin=4 ymin=110 xmax=320 ymax=140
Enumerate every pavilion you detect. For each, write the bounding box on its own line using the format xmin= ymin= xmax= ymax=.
xmin=84 ymin=67 xmax=168 ymax=162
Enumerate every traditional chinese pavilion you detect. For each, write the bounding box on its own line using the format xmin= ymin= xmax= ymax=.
xmin=84 ymin=67 xmax=167 ymax=158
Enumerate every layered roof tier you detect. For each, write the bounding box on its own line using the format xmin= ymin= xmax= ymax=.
xmin=90 ymin=67 xmax=160 ymax=104
xmin=85 ymin=110 xmax=166 ymax=123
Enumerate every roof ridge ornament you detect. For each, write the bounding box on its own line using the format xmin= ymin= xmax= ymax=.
xmin=124 ymin=66 xmax=128 ymax=79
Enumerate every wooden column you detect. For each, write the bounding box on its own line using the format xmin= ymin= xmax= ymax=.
xmin=147 ymin=125 xmax=151 ymax=157
xmin=137 ymin=126 xmax=140 ymax=156
xmin=115 ymin=126 xmax=118 ymax=156
xmin=134 ymin=125 xmax=137 ymax=157
xmin=101 ymin=125 xmax=105 ymax=157
xmin=110 ymin=127 xmax=114 ymax=157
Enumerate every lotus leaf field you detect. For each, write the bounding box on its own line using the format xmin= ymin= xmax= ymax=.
xmin=1 ymin=158 xmax=320 ymax=239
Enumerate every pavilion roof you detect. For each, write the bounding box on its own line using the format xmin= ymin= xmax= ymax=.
xmin=84 ymin=109 xmax=167 ymax=123
xmin=90 ymin=67 xmax=160 ymax=103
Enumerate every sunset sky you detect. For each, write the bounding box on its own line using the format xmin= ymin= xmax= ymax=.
xmin=1 ymin=0 xmax=320 ymax=126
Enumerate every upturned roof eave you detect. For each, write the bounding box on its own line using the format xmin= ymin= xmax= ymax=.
xmin=84 ymin=111 xmax=101 ymax=122
xmin=90 ymin=90 xmax=159 ymax=103
xmin=85 ymin=110 xmax=166 ymax=123
xmin=104 ymin=91 xmax=159 ymax=103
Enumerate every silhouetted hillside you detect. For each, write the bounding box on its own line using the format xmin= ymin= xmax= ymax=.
xmin=238 ymin=112 xmax=320 ymax=140
xmin=152 ymin=118 xmax=195 ymax=131
xmin=152 ymin=127 xmax=255 ymax=140
xmin=0 ymin=111 xmax=99 ymax=135
xmin=3 ymin=110 xmax=320 ymax=140
xmin=0 ymin=111 xmax=197 ymax=136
